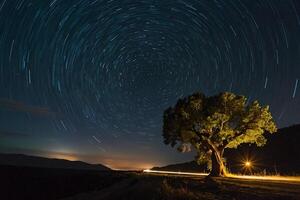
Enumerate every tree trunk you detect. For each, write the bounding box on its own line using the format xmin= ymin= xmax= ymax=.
xmin=209 ymin=149 xmax=226 ymax=177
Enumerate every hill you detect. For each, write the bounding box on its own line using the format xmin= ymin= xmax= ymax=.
xmin=0 ymin=153 xmax=111 ymax=171
xmin=152 ymin=161 xmax=207 ymax=172
xmin=153 ymin=124 xmax=300 ymax=175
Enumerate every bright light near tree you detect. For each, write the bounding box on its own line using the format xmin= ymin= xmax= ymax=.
xmin=245 ymin=161 xmax=251 ymax=167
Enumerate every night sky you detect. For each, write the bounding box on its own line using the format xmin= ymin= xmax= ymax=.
xmin=0 ymin=0 xmax=300 ymax=170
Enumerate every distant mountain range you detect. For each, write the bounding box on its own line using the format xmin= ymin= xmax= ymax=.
xmin=0 ymin=153 xmax=111 ymax=171
xmin=153 ymin=124 xmax=300 ymax=175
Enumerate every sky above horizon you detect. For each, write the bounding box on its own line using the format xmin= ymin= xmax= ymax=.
xmin=0 ymin=0 xmax=300 ymax=170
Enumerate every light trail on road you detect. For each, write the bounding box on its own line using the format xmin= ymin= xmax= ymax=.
xmin=226 ymin=174 xmax=300 ymax=182
xmin=143 ymin=169 xmax=208 ymax=176
xmin=143 ymin=169 xmax=300 ymax=183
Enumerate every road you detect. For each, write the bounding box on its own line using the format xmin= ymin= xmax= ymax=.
xmin=64 ymin=170 xmax=300 ymax=200
xmin=143 ymin=169 xmax=300 ymax=183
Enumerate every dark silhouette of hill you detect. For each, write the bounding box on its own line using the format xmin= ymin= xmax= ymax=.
xmin=226 ymin=124 xmax=300 ymax=174
xmin=0 ymin=165 xmax=125 ymax=200
xmin=0 ymin=153 xmax=111 ymax=171
xmin=154 ymin=124 xmax=300 ymax=175
xmin=152 ymin=161 xmax=207 ymax=172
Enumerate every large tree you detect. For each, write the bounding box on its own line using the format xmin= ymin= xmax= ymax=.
xmin=163 ymin=92 xmax=277 ymax=177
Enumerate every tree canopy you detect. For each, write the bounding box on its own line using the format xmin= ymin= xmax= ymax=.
xmin=163 ymin=92 xmax=277 ymax=176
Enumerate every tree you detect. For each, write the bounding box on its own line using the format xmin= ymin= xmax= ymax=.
xmin=163 ymin=92 xmax=277 ymax=177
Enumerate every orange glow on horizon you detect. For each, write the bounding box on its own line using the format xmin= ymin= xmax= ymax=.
xmin=102 ymin=159 xmax=154 ymax=170
xmin=38 ymin=150 xmax=158 ymax=170
xmin=47 ymin=152 xmax=79 ymax=161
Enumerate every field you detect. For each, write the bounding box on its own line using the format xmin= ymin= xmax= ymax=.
xmin=2 ymin=165 xmax=300 ymax=200
xmin=63 ymin=172 xmax=300 ymax=200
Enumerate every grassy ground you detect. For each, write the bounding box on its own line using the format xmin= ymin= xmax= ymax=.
xmin=63 ymin=172 xmax=300 ymax=200
xmin=2 ymin=165 xmax=300 ymax=200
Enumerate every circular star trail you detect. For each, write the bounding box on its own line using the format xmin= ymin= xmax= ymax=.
xmin=0 ymin=0 xmax=300 ymax=168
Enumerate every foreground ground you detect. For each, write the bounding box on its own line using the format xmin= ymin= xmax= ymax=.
xmin=63 ymin=172 xmax=300 ymax=200
xmin=1 ymin=165 xmax=300 ymax=200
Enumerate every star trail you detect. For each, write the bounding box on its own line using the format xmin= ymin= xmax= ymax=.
xmin=0 ymin=0 xmax=300 ymax=169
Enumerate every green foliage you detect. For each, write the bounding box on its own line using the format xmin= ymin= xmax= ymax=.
xmin=163 ymin=92 xmax=277 ymax=164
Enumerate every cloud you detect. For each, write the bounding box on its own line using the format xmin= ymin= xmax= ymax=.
xmin=0 ymin=98 xmax=57 ymax=117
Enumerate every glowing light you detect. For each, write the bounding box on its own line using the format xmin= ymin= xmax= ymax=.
xmin=245 ymin=161 xmax=251 ymax=167
xmin=143 ymin=170 xmax=300 ymax=182
xmin=227 ymin=174 xmax=300 ymax=183
xmin=143 ymin=169 xmax=208 ymax=176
